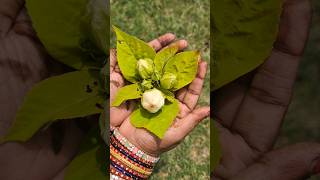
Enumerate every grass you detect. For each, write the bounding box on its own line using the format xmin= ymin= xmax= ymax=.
xmin=110 ymin=0 xmax=210 ymax=179
xmin=275 ymin=1 xmax=320 ymax=179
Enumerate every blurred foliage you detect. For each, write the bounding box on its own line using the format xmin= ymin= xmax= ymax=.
xmin=110 ymin=0 xmax=210 ymax=179
xmin=276 ymin=1 xmax=320 ymax=179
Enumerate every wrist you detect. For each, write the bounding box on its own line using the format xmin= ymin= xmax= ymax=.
xmin=119 ymin=126 xmax=162 ymax=157
xmin=110 ymin=128 xmax=160 ymax=179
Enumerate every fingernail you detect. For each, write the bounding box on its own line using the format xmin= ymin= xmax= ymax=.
xmin=180 ymin=39 xmax=188 ymax=47
xmin=313 ymin=159 xmax=320 ymax=174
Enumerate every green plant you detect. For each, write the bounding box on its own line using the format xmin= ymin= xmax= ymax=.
xmin=111 ymin=26 xmax=199 ymax=139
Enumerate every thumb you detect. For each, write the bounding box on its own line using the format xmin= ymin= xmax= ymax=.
xmin=231 ymin=143 xmax=320 ymax=180
xmin=171 ymin=106 xmax=210 ymax=141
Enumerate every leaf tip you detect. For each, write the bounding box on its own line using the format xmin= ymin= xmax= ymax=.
xmin=111 ymin=25 xmax=118 ymax=30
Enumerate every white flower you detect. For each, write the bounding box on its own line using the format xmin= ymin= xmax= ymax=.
xmin=141 ymin=88 xmax=165 ymax=113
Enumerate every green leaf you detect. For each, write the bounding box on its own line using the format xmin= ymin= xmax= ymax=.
xmin=211 ymin=0 xmax=281 ymax=90
xmin=111 ymin=84 xmax=142 ymax=106
xmin=113 ymin=26 xmax=156 ymax=83
xmin=84 ymin=0 xmax=110 ymax=55
xmin=210 ymin=119 xmax=222 ymax=173
xmin=164 ymin=51 xmax=199 ymax=90
xmin=26 ymin=0 xmax=108 ymax=69
xmin=131 ymin=99 xmax=179 ymax=139
xmin=2 ymin=70 xmax=103 ymax=142
xmin=159 ymin=88 xmax=175 ymax=103
xmin=154 ymin=46 xmax=178 ymax=75
xmin=65 ymin=129 xmax=107 ymax=180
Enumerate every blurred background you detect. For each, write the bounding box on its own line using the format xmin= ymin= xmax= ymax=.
xmin=110 ymin=0 xmax=210 ymax=179
xmin=275 ymin=1 xmax=320 ymax=179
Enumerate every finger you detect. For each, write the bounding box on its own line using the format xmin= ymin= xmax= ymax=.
xmin=169 ymin=106 xmax=210 ymax=141
xmin=176 ymin=87 xmax=187 ymax=101
xmin=212 ymin=73 xmax=254 ymax=128
xmin=232 ymin=0 xmax=312 ymax=152
xmin=110 ymin=70 xmax=125 ymax=103
xmin=148 ymin=33 xmax=176 ymax=51
xmin=109 ymin=49 xmax=117 ymax=71
xmin=167 ymin=39 xmax=188 ymax=52
xmin=181 ymin=60 xmax=207 ymax=110
xmin=231 ymin=143 xmax=320 ymax=180
xmin=110 ymin=49 xmax=124 ymax=102
xmin=212 ymin=79 xmax=249 ymax=128
xmin=110 ymin=101 xmax=135 ymax=127
xmin=0 ymin=0 xmax=24 ymax=35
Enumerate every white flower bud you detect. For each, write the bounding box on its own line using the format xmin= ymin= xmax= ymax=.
xmin=160 ymin=72 xmax=177 ymax=89
xmin=141 ymin=88 xmax=165 ymax=113
xmin=136 ymin=58 xmax=154 ymax=79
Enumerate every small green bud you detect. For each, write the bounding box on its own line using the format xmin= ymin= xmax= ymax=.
xmin=141 ymin=79 xmax=153 ymax=90
xmin=160 ymin=72 xmax=177 ymax=89
xmin=151 ymin=70 xmax=161 ymax=81
xmin=141 ymin=88 xmax=165 ymax=113
xmin=136 ymin=58 xmax=154 ymax=79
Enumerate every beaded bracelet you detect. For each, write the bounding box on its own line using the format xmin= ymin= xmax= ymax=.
xmin=113 ymin=128 xmax=160 ymax=163
xmin=110 ymin=128 xmax=160 ymax=179
xmin=111 ymin=138 xmax=154 ymax=171
xmin=111 ymin=161 xmax=143 ymax=180
xmin=110 ymin=173 xmax=126 ymax=180
xmin=110 ymin=155 xmax=149 ymax=179
xmin=110 ymin=165 xmax=132 ymax=180
xmin=110 ymin=147 xmax=152 ymax=175
xmin=110 ymin=135 xmax=151 ymax=179
xmin=110 ymin=134 xmax=154 ymax=168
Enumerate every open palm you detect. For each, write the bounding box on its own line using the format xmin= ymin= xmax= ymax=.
xmin=212 ymin=1 xmax=319 ymax=179
xmin=110 ymin=34 xmax=210 ymax=156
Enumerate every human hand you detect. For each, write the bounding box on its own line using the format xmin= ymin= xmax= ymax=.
xmin=110 ymin=34 xmax=210 ymax=156
xmin=212 ymin=0 xmax=318 ymax=179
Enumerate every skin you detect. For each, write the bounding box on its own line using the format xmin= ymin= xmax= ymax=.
xmin=212 ymin=0 xmax=320 ymax=179
xmin=110 ymin=35 xmax=210 ymax=156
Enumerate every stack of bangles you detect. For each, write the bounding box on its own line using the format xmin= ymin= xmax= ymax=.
xmin=110 ymin=127 xmax=160 ymax=180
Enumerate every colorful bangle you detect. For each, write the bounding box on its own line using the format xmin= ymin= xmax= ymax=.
xmin=110 ymin=134 xmax=154 ymax=168
xmin=110 ymin=147 xmax=152 ymax=177
xmin=110 ymin=128 xmax=160 ymax=179
xmin=110 ymin=140 xmax=153 ymax=171
xmin=113 ymin=128 xmax=160 ymax=163
xmin=110 ymin=173 xmax=126 ymax=180
xmin=110 ymin=165 xmax=133 ymax=180
xmin=111 ymin=160 xmax=144 ymax=180
xmin=110 ymin=155 xmax=149 ymax=179
xmin=111 ymin=147 xmax=152 ymax=175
